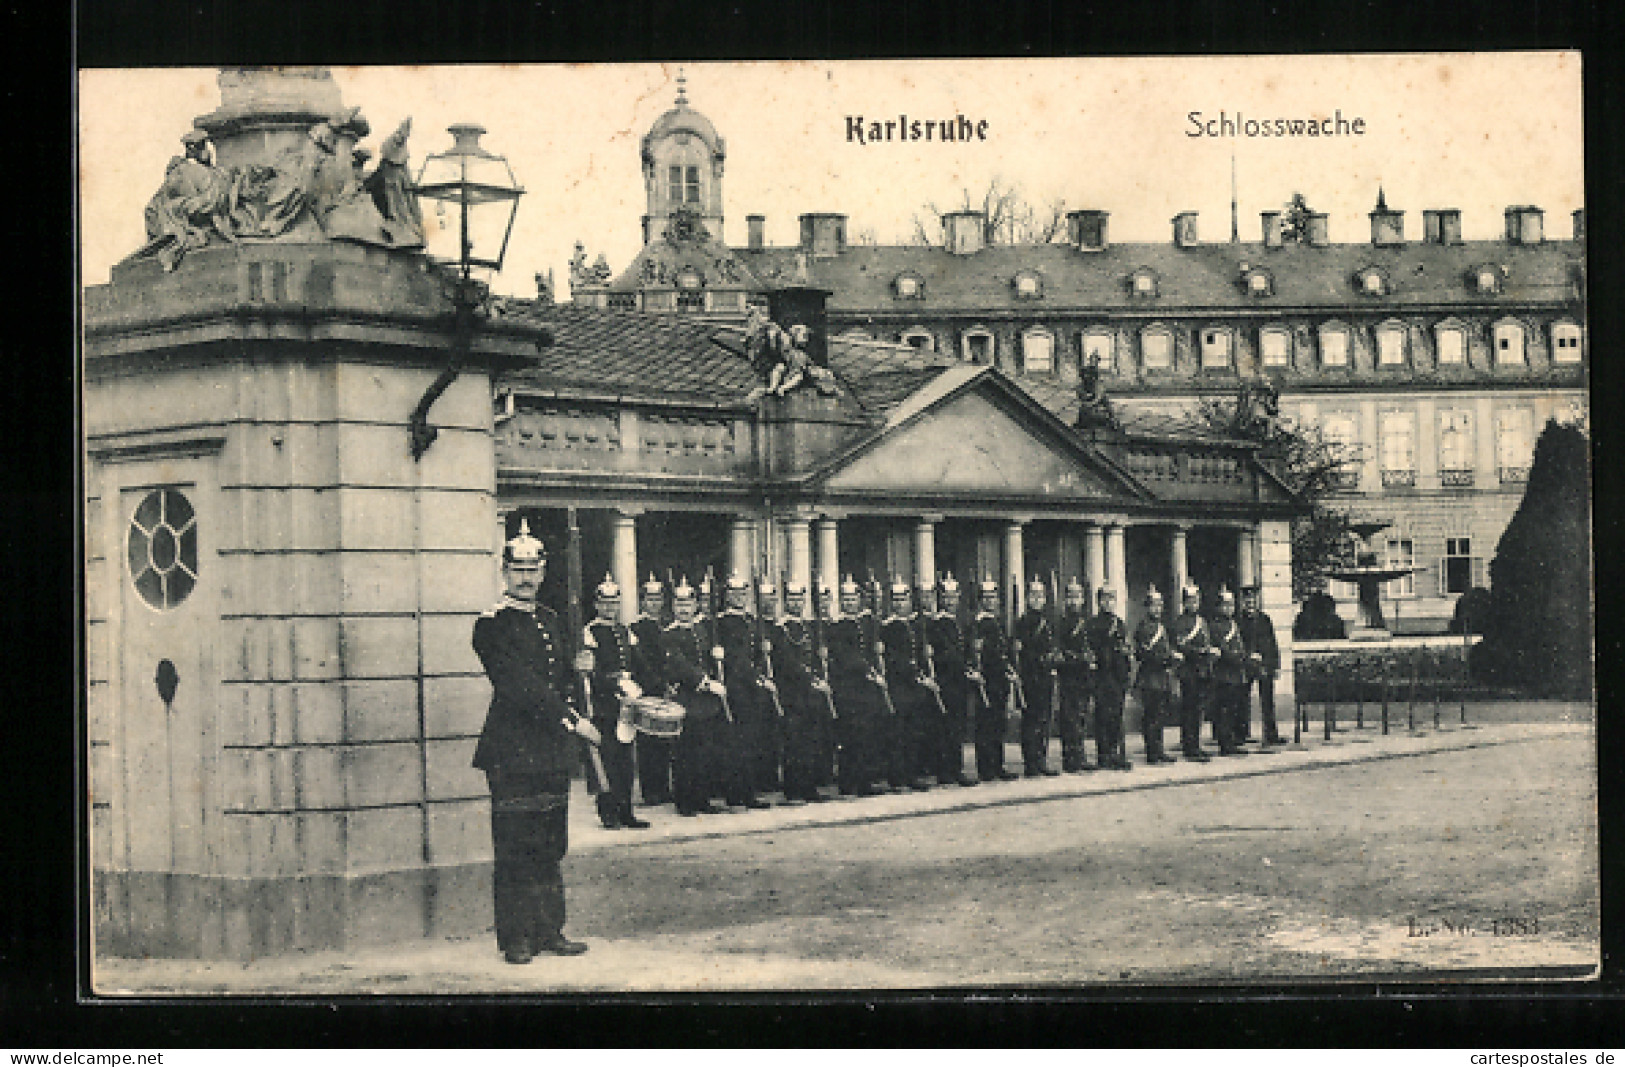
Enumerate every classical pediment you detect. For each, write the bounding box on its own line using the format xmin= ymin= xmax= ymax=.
xmin=808 ymin=368 xmax=1145 ymax=503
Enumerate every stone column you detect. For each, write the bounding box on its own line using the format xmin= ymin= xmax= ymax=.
xmin=729 ymin=518 xmax=755 ymax=582
xmin=1236 ymin=525 xmax=1257 ymax=591
xmin=612 ymin=511 xmax=639 ymax=625
xmin=1105 ymin=523 xmax=1128 ymax=608
xmin=914 ymin=519 xmax=937 ymax=591
xmin=815 ymin=517 xmax=840 ymax=616
xmin=785 ymin=516 xmax=813 ymax=618
xmin=1083 ymin=523 xmax=1105 ymax=602
xmin=1004 ymin=521 xmax=1025 ymax=625
xmin=1259 ymin=519 xmax=1296 ymax=713
xmin=1170 ymin=524 xmax=1189 ymax=597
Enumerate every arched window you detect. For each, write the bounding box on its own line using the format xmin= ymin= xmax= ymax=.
xmin=1375 ymin=320 xmax=1407 ymax=366
xmin=1081 ymin=329 xmax=1114 ymax=371
xmin=1318 ymin=322 xmax=1350 ymax=368
xmin=1551 ymin=321 xmax=1583 ymax=364
xmin=1493 ymin=319 xmax=1526 ymax=366
xmin=1435 ymin=320 xmax=1468 ymax=365
xmin=899 ymin=327 xmax=935 ymax=351
xmin=1021 ymin=327 xmax=1055 ymax=374
xmin=1140 ymin=324 xmax=1173 ymax=370
xmin=1259 ymin=326 xmax=1291 ymax=368
xmin=1200 ymin=327 xmax=1232 ymax=369
xmin=128 ymin=488 xmax=198 ymax=610
xmin=962 ymin=327 xmax=995 ymax=365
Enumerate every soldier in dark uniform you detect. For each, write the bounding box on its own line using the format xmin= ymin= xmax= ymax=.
xmin=1171 ymin=584 xmax=1215 ymax=762
xmin=923 ymin=576 xmax=978 ymax=787
xmin=826 ymin=576 xmax=890 ymax=796
xmin=713 ymin=575 xmax=773 ymax=808
xmin=584 ymin=575 xmax=649 ymax=830
xmin=1132 ymin=585 xmax=1180 ymax=765
xmin=969 ymin=578 xmax=1019 ymax=782
xmin=1087 ymin=586 xmax=1134 ymax=770
xmin=881 ymin=581 xmax=938 ymax=790
xmin=1055 ymin=577 xmax=1097 ymax=773
xmin=812 ymin=584 xmax=840 ymax=789
xmin=1239 ymin=585 xmax=1285 ymax=747
xmin=661 ymin=577 xmax=730 ymax=816
xmin=1012 ymin=577 xmax=1060 ymax=777
xmin=1211 ymin=587 xmax=1252 ymax=757
xmin=629 ymin=575 xmax=673 ymax=806
xmin=771 ymin=581 xmax=829 ymax=804
xmin=752 ymin=578 xmax=789 ymax=796
xmin=471 ymin=521 xmax=592 ymax=961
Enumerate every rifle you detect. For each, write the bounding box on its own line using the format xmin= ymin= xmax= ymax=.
xmin=868 ymin=571 xmax=897 ymax=717
xmin=754 ymin=570 xmax=786 ymax=719
xmin=1048 ymin=569 xmax=1062 ymax=718
xmin=812 ymin=584 xmax=838 ymax=720
xmin=918 ymin=607 xmax=950 ymax=721
xmin=564 ymin=506 xmax=609 ymax=794
xmin=701 ymin=565 xmax=733 ymax=725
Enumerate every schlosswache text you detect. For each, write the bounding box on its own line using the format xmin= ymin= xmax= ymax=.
xmin=846 ymin=115 xmax=990 ymax=145
xmin=1187 ymin=110 xmax=1367 ymax=138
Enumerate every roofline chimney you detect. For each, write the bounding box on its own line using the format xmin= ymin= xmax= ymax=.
xmin=943 ymin=209 xmax=987 ymax=255
xmin=1304 ymin=212 xmax=1330 ymax=248
xmin=1422 ymin=208 xmax=1463 ymax=245
xmin=1504 ymin=205 xmax=1544 ymax=245
xmin=1261 ymin=211 xmax=1283 ymax=249
xmin=746 ymin=213 xmax=765 ymax=251
xmin=1067 ymin=209 xmax=1109 ymax=252
xmin=1172 ymin=211 xmax=1199 ymax=249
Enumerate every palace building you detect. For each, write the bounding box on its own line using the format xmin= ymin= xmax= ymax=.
xmin=573 ymin=82 xmax=1589 ymax=634
xmin=84 ymin=68 xmax=1299 ymax=958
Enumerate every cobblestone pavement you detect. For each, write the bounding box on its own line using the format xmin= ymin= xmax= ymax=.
xmin=94 ymin=716 xmax=1598 ymax=994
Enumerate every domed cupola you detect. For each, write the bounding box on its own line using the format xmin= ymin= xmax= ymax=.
xmin=640 ymin=71 xmax=727 ymax=243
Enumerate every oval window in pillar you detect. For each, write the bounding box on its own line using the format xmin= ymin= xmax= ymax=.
xmin=127 ymin=488 xmax=198 ymax=610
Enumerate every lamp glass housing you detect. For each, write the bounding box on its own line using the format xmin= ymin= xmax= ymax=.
xmin=415 ymin=123 xmax=524 ymax=274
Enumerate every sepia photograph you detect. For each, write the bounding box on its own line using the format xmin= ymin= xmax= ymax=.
xmin=77 ymin=55 xmax=1595 ymax=995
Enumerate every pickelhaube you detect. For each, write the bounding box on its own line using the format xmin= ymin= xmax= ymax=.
xmin=642 ymin=573 xmax=665 ymax=597
xmin=783 ymin=579 xmax=806 ymax=597
xmin=839 ymin=574 xmax=861 ymax=596
xmin=1181 ymin=583 xmax=1201 ymax=601
xmin=758 ymin=577 xmax=777 ymax=596
xmin=890 ymin=578 xmax=911 ymax=597
xmin=978 ymin=575 xmax=999 ymax=597
xmin=596 ymin=573 xmax=620 ymax=599
xmin=938 ymin=572 xmax=960 ymax=595
xmin=1217 ymin=585 xmax=1236 ymax=605
xmin=503 ymin=519 xmax=544 ymax=565
xmin=1144 ymin=583 xmax=1164 ymax=604
xmin=1065 ymin=576 xmax=1085 ymax=596
xmin=1026 ymin=576 xmax=1046 ymax=595
xmin=726 ymin=573 xmax=750 ymax=592
xmin=672 ymin=576 xmax=697 ymax=601
xmin=1098 ymin=585 xmax=1118 ymax=602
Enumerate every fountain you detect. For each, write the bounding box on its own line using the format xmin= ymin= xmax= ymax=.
xmin=1325 ymin=518 xmax=1417 ymax=640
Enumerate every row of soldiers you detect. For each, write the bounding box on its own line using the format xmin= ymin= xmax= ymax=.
xmin=580 ymin=569 xmax=1284 ymax=828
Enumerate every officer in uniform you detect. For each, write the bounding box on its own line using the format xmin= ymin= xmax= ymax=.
xmin=629 ymin=575 xmax=673 ymax=806
xmin=812 ymin=583 xmax=841 ymax=789
xmin=771 ymin=581 xmax=829 ymax=804
xmin=713 ymin=575 xmax=774 ymax=808
xmin=969 ymin=578 xmax=1019 ymax=782
xmin=660 ymin=577 xmax=730 ymax=816
xmin=1087 ymin=585 xmax=1134 ymax=770
xmin=923 ymin=576 xmax=978 ymax=787
xmin=1172 ymin=584 xmax=1215 ymax=762
xmin=1055 ymin=577 xmax=1096 ymax=773
xmin=1131 ymin=585 xmax=1180 ymax=765
xmin=471 ymin=521 xmax=593 ymax=961
xmin=1238 ymin=585 xmax=1285 ymax=747
xmin=584 ymin=575 xmax=650 ymax=829
xmin=752 ymin=578 xmax=789 ymax=795
xmin=1012 ymin=577 xmax=1060 ymax=777
xmin=826 ymin=575 xmax=890 ymax=795
xmin=880 ymin=580 xmax=938 ymax=790
xmin=1211 ymin=587 xmax=1252 ymax=757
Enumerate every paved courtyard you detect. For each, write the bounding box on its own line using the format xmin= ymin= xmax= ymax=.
xmin=94 ymin=711 xmax=1598 ymax=994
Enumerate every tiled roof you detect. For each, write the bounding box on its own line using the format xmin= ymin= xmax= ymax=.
xmin=735 ymin=238 xmax=1581 ymax=314
xmin=1014 ymin=373 xmax=1249 ymax=444
xmin=503 ymin=304 xmax=759 ymax=403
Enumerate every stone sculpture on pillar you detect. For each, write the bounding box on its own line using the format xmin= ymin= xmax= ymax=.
xmin=1074 ymin=352 xmax=1120 ymax=431
xmin=742 ymin=304 xmax=840 ymax=402
xmin=138 ymin=130 xmax=236 ymax=272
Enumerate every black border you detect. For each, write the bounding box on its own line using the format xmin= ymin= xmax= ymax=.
xmin=32 ymin=0 xmax=1625 ymax=1046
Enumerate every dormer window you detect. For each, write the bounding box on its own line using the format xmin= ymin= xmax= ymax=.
xmin=962 ymin=327 xmax=995 ymax=365
xmin=1493 ymin=319 xmax=1526 ymax=366
xmin=1014 ymin=271 xmax=1044 ymax=299
xmin=893 ymin=272 xmax=925 ymax=299
xmin=1021 ymin=327 xmax=1055 ymax=374
xmin=1319 ymin=322 xmax=1351 ymax=368
xmin=900 ymin=327 xmax=935 ymax=351
xmin=675 ymin=267 xmax=703 ymax=289
xmin=1141 ymin=324 xmax=1173 ymax=369
xmin=1551 ymin=321 xmax=1583 ymax=363
xmin=1435 ymin=320 xmax=1467 ymax=365
xmin=1130 ymin=268 xmax=1159 ymax=298
xmin=1200 ymin=327 xmax=1232 ymax=370
xmin=1259 ymin=326 xmax=1291 ymax=367
xmin=1356 ymin=266 xmax=1390 ymax=297
xmin=1473 ymin=265 xmax=1504 ymax=295
xmin=1375 ymin=320 xmax=1407 ymax=366
xmin=1081 ymin=329 xmax=1115 ymax=372
xmin=1243 ymin=268 xmax=1273 ymax=297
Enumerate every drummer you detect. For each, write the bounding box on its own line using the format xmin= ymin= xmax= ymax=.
xmin=584 ymin=575 xmax=649 ymax=829
xmin=629 ymin=574 xmax=674 ymax=807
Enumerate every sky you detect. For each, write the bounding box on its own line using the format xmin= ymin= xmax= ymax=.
xmin=79 ymin=54 xmax=1584 ymax=296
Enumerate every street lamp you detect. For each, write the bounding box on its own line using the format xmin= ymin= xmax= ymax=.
xmin=408 ymin=123 xmax=526 ymax=460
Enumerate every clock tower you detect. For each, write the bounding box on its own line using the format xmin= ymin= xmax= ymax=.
xmin=640 ymin=72 xmax=727 ymax=244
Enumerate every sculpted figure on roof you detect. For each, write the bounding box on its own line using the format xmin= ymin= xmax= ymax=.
xmin=742 ymin=305 xmax=840 ymax=402
xmin=138 ymin=130 xmax=236 ymax=272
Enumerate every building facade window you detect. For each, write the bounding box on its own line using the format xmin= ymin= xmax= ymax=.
xmin=963 ymin=328 xmax=995 ymax=365
xmin=1082 ymin=329 xmax=1114 ymax=371
xmin=1552 ymin=321 xmax=1583 ymax=363
xmin=1200 ymin=327 xmax=1232 ymax=370
xmin=1375 ymin=321 xmax=1407 ymax=366
xmin=1021 ymin=328 xmax=1055 ymax=373
xmin=1438 ymin=409 xmax=1474 ymax=485
xmin=1385 ymin=537 xmax=1415 ymax=598
xmin=675 ymin=290 xmax=706 ymax=311
xmin=1441 ymin=536 xmax=1483 ymax=595
xmin=1131 ymin=269 xmax=1159 ymax=298
xmin=1140 ymin=325 xmax=1173 ymax=369
xmin=1497 ymin=407 xmax=1535 ymax=483
xmin=1494 ymin=320 xmax=1526 ymax=366
xmin=1322 ymin=412 xmax=1361 ymax=490
xmin=1319 ymin=324 xmax=1350 ymax=367
xmin=128 ymin=487 xmax=199 ymax=610
xmin=899 ymin=327 xmax=934 ymax=351
xmin=668 ymin=164 xmax=701 ymax=206
xmin=1435 ymin=322 xmax=1467 ymax=365
xmin=1380 ymin=410 xmax=1417 ymax=487
xmin=1260 ymin=327 xmax=1291 ymax=367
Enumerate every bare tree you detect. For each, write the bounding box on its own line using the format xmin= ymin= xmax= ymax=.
xmin=910 ymin=177 xmax=1067 ymax=246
